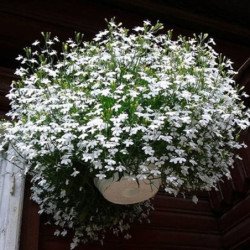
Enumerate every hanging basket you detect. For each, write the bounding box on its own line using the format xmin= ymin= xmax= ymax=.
xmin=94 ymin=173 xmax=161 ymax=204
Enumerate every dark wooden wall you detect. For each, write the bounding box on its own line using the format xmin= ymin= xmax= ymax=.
xmin=0 ymin=1 xmax=250 ymax=249
xmin=0 ymin=0 xmax=250 ymax=69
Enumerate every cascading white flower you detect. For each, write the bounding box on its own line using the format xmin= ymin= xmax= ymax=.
xmin=1 ymin=19 xmax=249 ymax=248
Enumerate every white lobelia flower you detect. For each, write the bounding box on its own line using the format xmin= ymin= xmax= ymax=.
xmin=2 ymin=19 xmax=249 ymax=248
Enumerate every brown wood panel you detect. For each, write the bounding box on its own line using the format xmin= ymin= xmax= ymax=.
xmin=38 ymin=221 xmax=222 ymax=250
xmin=93 ymin=0 xmax=250 ymax=45
xmin=0 ymin=1 xmax=249 ymax=69
xmin=0 ymin=67 xmax=14 ymax=113
xmin=222 ymin=216 xmax=250 ymax=249
xmin=154 ymin=194 xmax=213 ymax=215
xmin=215 ymin=180 xmax=235 ymax=208
xmin=219 ymin=194 xmax=250 ymax=234
xmin=20 ymin=179 xmax=40 ymax=250
xmin=123 ymin=229 xmax=221 ymax=248
xmin=0 ymin=96 xmax=9 ymax=111
xmin=231 ymin=160 xmax=249 ymax=193
xmin=35 ymin=192 xmax=221 ymax=250
xmin=208 ymin=190 xmax=224 ymax=214
xmin=145 ymin=211 xmax=219 ymax=233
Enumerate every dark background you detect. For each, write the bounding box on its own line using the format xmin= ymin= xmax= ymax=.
xmin=0 ymin=0 xmax=249 ymax=69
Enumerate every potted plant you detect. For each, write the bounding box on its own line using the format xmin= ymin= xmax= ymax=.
xmin=1 ymin=19 xmax=249 ymax=248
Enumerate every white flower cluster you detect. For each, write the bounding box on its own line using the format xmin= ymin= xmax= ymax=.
xmin=0 ymin=120 xmax=10 ymax=144
xmin=1 ymin=20 xmax=249 ymax=247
